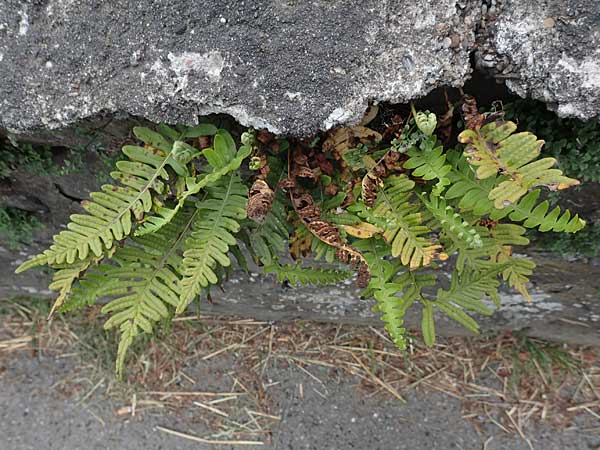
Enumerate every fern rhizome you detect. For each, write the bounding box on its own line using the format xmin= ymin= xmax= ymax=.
xmin=16 ymin=97 xmax=585 ymax=376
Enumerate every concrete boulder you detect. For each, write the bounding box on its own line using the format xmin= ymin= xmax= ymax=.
xmin=0 ymin=0 xmax=598 ymax=138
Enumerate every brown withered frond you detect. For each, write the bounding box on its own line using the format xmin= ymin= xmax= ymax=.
xmin=246 ymin=179 xmax=275 ymax=223
xmin=437 ymin=91 xmax=455 ymax=145
xmin=362 ymin=171 xmax=383 ymax=208
xmin=462 ymin=95 xmax=485 ymax=130
xmin=290 ymin=192 xmax=370 ymax=287
xmin=361 ymin=150 xmax=406 ymax=207
xmin=292 ymin=148 xmax=317 ymax=180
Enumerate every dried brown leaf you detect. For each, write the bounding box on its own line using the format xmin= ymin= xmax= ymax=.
xmin=246 ymin=180 xmax=275 ymax=223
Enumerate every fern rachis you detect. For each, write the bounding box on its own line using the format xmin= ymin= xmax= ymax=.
xmin=178 ymin=174 xmax=248 ymax=313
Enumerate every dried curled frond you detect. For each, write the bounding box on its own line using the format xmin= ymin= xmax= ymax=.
xmin=437 ymin=92 xmax=455 ymax=144
xmin=246 ymin=179 xmax=275 ymax=223
xmin=289 ymin=184 xmax=370 ymax=287
xmin=362 ymin=170 xmax=384 ymax=207
xmin=292 ymin=148 xmax=317 ymax=179
xmin=462 ymin=95 xmax=485 ymax=130
xmin=361 ymin=150 xmax=407 ymax=207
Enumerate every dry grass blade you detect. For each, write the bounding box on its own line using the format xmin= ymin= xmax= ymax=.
xmin=350 ymin=353 xmax=406 ymax=403
xmin=1 ymin=298 xmax=598 ymax=443
xmin=155 ymin=426 xmax=264 ymax=446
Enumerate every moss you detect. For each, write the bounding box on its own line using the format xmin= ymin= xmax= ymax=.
xmin=1 ymin=133 xmax=119 ymax=188
xmin=0 ymin=139 xmax=61 ymax=178
xmin=0 ymin=207 xmax=43 ymax=250
xmin=532 ymin=223 xmax=600 ymax=257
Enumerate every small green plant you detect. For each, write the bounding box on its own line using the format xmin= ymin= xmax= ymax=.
xmin=16 ymin=99 xmax=585 ymax=376
xmin=534 ymin=223 xmax=600 ymax=257
xmin=0 ymin=139 xmax=59 ymax=178
xmin=0 ymin=207 xmax=43 ymax=249
xmin=0 ymin=134 xmax=116 ymax=180
xmin=507 ymin=334 xmax=581 ymax=392
xmin=504 ymin=99 xmax=600 ymax=183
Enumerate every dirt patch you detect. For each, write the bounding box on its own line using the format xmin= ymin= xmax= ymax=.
xmin=1 ymin=298 xmax=599 ymax=449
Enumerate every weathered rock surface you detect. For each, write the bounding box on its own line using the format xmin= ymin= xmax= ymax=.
xmin=480 ymin=0 xmax=600 ymax=121
xmin=3 ymin=240 xmax=600 ymax=345
xmin=1 ymin=0 xmax=598 ymax=139
xmin=0 ymin=0 xmax=477 ymax=137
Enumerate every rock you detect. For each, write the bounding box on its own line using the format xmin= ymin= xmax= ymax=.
xmin=0 ymin=0 xmax=476 ymax=137
xmin=3 ymin=240 xmax=600 ymax=346
xmin=1 ymin=1 xmax=598 ymax=139
xmin=484 ymin=0 xmax=600 ymax=121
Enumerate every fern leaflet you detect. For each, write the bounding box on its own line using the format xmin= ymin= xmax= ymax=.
xmin=459 ymin=121 xmax=579 ymax=208
xmin=264 ymin=262 xmax=352 ymax=286
xmin=47 ymin=258 xmax=94 ymax=318
xmin=445 ymin=151 xmax=496 ymax=216
xmin=373 ymin=271 xmax=437 ymax=350
xmin=436 ymin=267 xmax=502 ymax=318
xmin=419 ymin=194 xmax=482 ymax=249
xmin=177 ymin=174 xmax=247 ymax=313
xmin=489 ymin=190 xmax=585 ymax=233
xmin=404 ymin=136 xmax=451 ymax=195
xmin=368 ymin=175 xmax=440 ymax=269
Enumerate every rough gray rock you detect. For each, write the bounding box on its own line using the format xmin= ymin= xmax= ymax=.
xmin=0 ymin=0 xmax=477 ymax=137
xmin=4 ymin=237 xmax=600 ymax=346
xmin=1 ymin=0 xmax=599 ymax=139
xmin=480 ymin=0 xmax=600 ymax=121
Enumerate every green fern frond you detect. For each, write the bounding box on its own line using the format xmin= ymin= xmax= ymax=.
xmin=373 ymin=283 xmax=412 ymax=349
xmin=421 ymin=301 xmax=435 ymax=346
xmin=135 ymin=136 xmax=251 ymax=236
xmin=419 ymin=194 xmax=482 ymax=249
xmin=16 ymin=127 xmax=186 ymax=271
xmin=181 ymin=123 xmax=219 ymax=139
xmin=368 ymin=175 xmax=440 ymax=269
xmin=454 ymin=223 xmax=528 ymax=273
xmin=497 ymin=253 xmax=536 ymax=301
xmin=436 ymin=267 xmax=502 ymax=318
xmin=177 ymin=174 xmax=247 ymax=313
xmin=73 ymin=207 xmax=196 ymax=376
xmin=459 ymin=121 xmax=580 ymax=208
xmin=489 ymin=190 xmax=585 ymax=233
xmin=489 ymin=223 xmax=530 ymax=247
xmin=357 ymin=239 xmax=394 ymax=281
xmin=404 ymin=136 xmax=451 ymax=195
xmin=411 ymin=104 xmax=437 ymax=136
xmin=47 ymin=258 xmax=94 ymax=318
xmin=264 ymin=262 xmax=352 ymax=286
xmin=445 ymin=151 xmax=496 ymax=216
xmin=373 ymin=270 xmax=437 ymax=350
xmin=311 ymin=233 xmax=338 ymax=263
xmin=242 ymin=197 xmax=289 ymax=265
xmin=15 ymin=254 xmax=49 ymax=273
xmin=354 ymin=237 xmax=399 ymax=299
xmin=59 ymin=265 xmax=126 ymax=313
xmin=322 ymin=211 xmax=362 ymax=226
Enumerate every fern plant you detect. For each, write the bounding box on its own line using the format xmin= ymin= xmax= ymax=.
xmin=16 ymin=98 xmax=586 ymax=376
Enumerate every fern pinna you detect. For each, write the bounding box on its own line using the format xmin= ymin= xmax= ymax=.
xmin=17 ymin=97 xmax=585 ymax=376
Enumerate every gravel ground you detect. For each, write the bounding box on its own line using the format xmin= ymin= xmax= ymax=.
xmin=1 ymin=353 xmax=598 ymax=450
